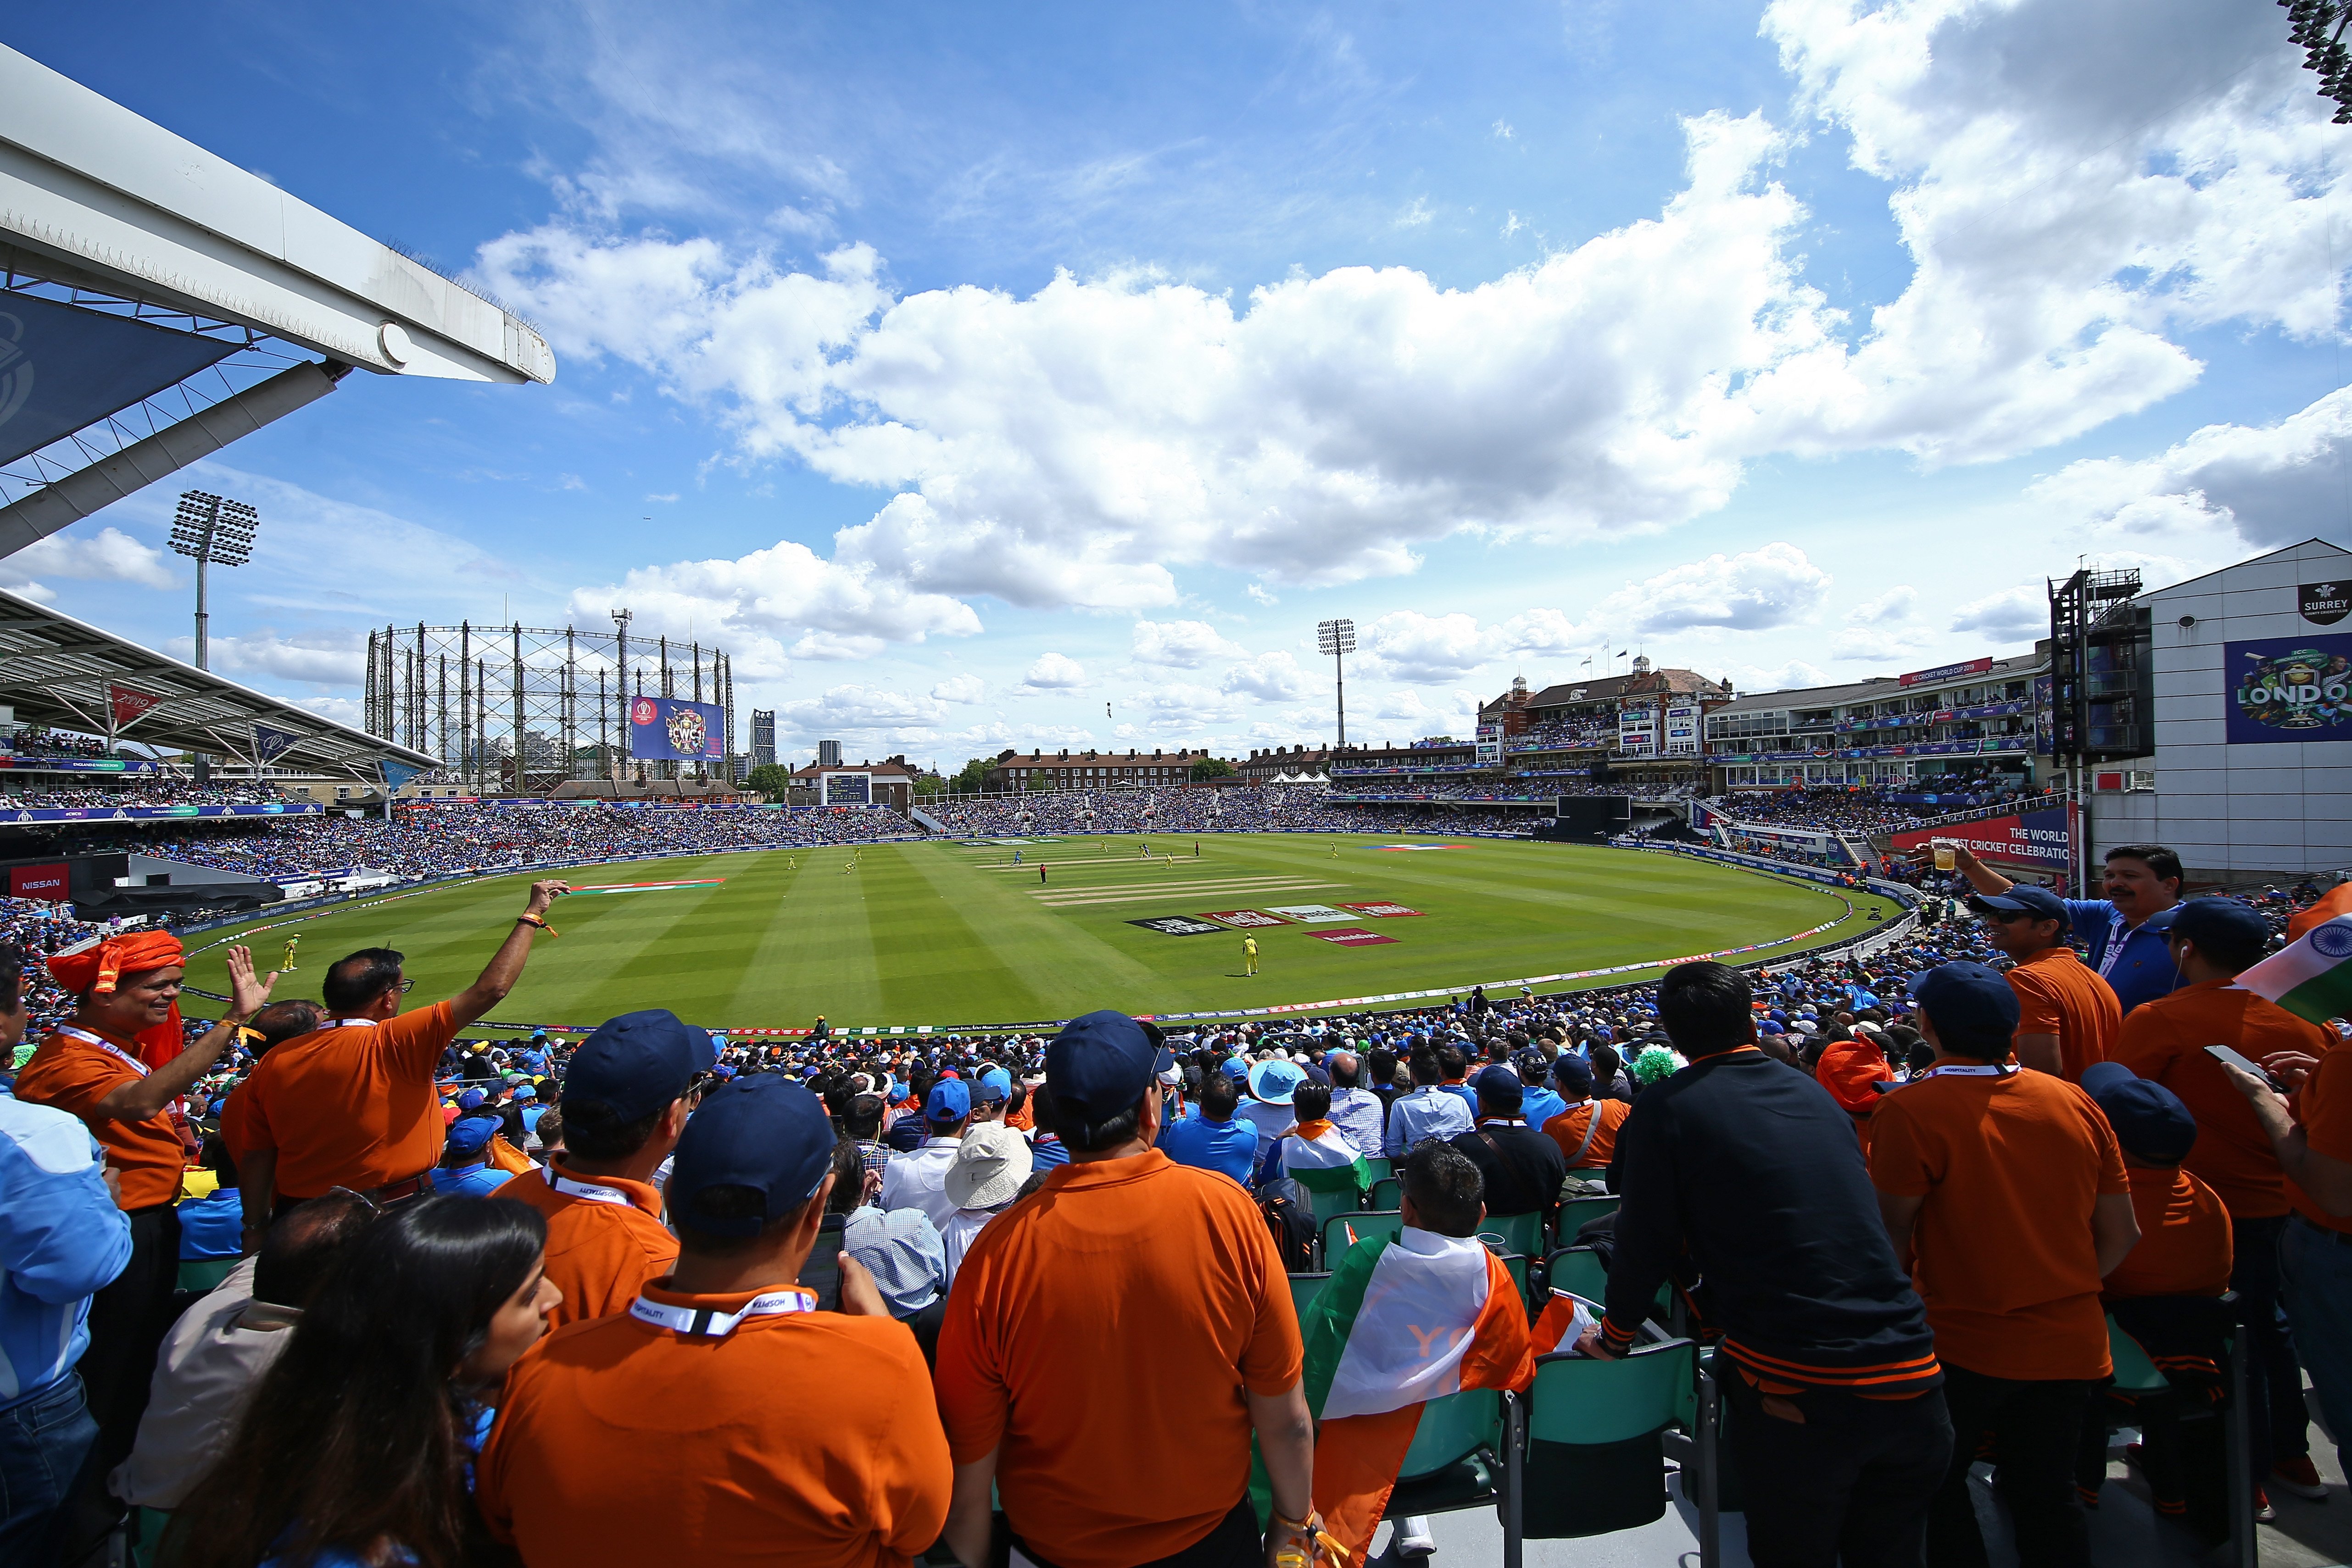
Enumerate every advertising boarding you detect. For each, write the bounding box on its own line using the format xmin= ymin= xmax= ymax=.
xmin=1663 ymin=703 xmax=1700 ymax=758
xmin=2225 ymin=634 xmax=2352 ymax=745
xmin=628 ymin=697 xmax=726 ymax=762
xmin=1888 ymin=806 xmax=2072 ymax=870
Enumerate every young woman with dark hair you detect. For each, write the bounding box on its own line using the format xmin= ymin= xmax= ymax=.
xmin=169 ymin=1195 xmax=560 ymax=1568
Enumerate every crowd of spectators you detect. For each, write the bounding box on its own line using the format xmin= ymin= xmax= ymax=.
xmin=1711 ymin=773 xmax=2052 ymax=835
xmin=0 ymin=784 xmax=285 ymax=810
xmin=0 ymin=802 xmax=923 ymax=889
xmin=2 ymin=836 xmax=2349 ymax=1566
xmin=7 ymin=726 xmax=117 ymax=759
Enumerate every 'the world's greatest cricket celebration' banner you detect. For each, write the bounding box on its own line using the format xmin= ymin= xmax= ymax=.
xmin=629 ymin=697 xmax=725 ymax=761
xmin=2227 ymin=634 xmax=2352 ymax=745
xmin=1888 ymin=807 xmax=2072 ymax=870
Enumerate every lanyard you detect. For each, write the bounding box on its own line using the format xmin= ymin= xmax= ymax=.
xmin=55 ymin=1024 xmax=149 ymax=1077
xmin=2095 ymin=911 xmax=2130 ymax=979
xmin=1927 ymin=1063 xmax=2013 ymax=1078
xmin=544 ymin=1166 xmax=634 ymax=1206
xmin=629 ymin=1288 xmax=816 ymax=1338
xmin=317 ymin=1018 xmax=378 ymax=1031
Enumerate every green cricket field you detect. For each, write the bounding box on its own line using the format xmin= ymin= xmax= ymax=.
xmin=178 ymin=833 xmax=1898 ymax=1033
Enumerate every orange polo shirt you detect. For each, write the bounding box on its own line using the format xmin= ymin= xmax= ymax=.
xmin=478 ymin=1283 xmax=948 ymax=1567
xmin=498 ymin=1161 xmax=679 ymax=1328
xmin=14 ymin=1026 xmax=186 ymax=1210
xmin=934 ymin=1148 xmax=1303 ymax=1568
xmin=2105 ymin=1164 xmax=2232 ymax=1301
xmin=2291 ymin=1040 xmax=2352 ymax=1236
xmin=2006 ymin=945 xmax=2121 ymax=1082
xmin=1540 ymin=1099 xmax=1629 ymax=1168
xmin=216 ymin=1079 xmax=258 ymax=1167
xmin=239 ymin=1003 xmax=460 ymax=1198
xmin=1870 ymin=1066 xmax=2129 ymax=1381
xmin=2111 ymin=979 xmax=2335 ymax=1218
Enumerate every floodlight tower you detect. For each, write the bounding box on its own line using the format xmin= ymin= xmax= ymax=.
xmin=169 ymin=490 xmax=259 ymax=670
xmin=611 ymin=607 xmax=634 ymax=775
xmin=1317 ymin=617 xmax=1356 ymax=753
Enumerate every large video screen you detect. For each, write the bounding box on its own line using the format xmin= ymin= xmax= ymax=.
xmin=629 ymin=697 xmax=726 ymax=762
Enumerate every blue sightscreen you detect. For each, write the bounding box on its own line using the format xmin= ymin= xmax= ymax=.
xmin=0 ymin=292 xmax=240 ymax=466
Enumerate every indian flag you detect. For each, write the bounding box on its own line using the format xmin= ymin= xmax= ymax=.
xmin=1279 ymin=1120 xmax=1369 ymax=1197
xmin=2237 ymin=914 xmax=2352 ymax=1025
xmin=1298 ymin=1228 xmax=1534 ymax=1560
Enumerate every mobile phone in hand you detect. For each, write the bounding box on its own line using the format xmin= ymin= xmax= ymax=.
xmin=2204 ymin=1044 xmax=2281 ymax=1088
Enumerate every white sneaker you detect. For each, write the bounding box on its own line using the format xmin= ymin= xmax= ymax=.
xmin=1393 ymin=1517 xmax=1436 ymax=1558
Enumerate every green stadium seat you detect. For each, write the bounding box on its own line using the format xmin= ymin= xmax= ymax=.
xmin=1289 ymin=1272 xmax=1331 ymax=1319
xmin=1369 ymin=1177 xmax=1401 ymax=1212
xmin=1385 ymin=1386 xmax=1515 ymax=1524
xmin=1306 ymin=1184 xmax=1363 ymax=1233
xmin=1519 ymin=1340 xmax=1708 ymax=1545
xmin=1541 ymin=1247 xmax=1669 ymax=1316
xmin=1499 ymin=1253 xmax=1530 ymax=1312
xmin=1554 ymin=1193 xmax=1618 ymax=1245
xmin=1364 ymin=1157 xmax=1393 ymax=1188
xmin=2106 ymin=1314 xmax=2170 ymax=1396
xmin=1478 ymin=1210 xmax=1545 ymax=1259
xmin=1321 ymin=1209 xmax=1404 ymax=1270
xmin=175 ymin=1258 xmax=237 ymax=1296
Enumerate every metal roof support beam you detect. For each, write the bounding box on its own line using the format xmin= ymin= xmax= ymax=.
xmin=0 ymin=358 xmax=343 ymax=556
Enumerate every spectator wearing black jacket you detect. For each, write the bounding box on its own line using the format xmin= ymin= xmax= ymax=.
xmin=1448 ymin=1065 xmax=1565 ymax=1218
xmin=1580 ymin=962 xmax=1952 ymax=1568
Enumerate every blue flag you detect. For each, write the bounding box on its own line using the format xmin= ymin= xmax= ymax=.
xmin=252 ymin=723 xmax=301 ymax=765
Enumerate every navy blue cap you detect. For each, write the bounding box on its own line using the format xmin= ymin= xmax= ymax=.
xmin=667 ymin=1075 xmax=837 ymax=1238
xmin=2164 ymin=898 xmax=2271 ymax=963
xmin=1552 ymin=1054 xmax=1594 ymax=1095
xmin=2080 ymin=1062 xmax=2198 ymax=1164
xmin=455 ymin=1088 xmax=487 ymax=1112
xmin=445 ymin=1115 xmax=502 ymax=1155
xmin=1472 ymin=1063 xmax=1523 ymax=1110
xmin=1911 ymin=961 xmax=2022 ymax=1052
xmin=926 ymin=1078 xmax=972 ymax=1121
xmin=564 ymin=1009 xmax=711 ymax=1123
xmin=1048 ymin=1010 xmax=1175 ymax=1123
xmin=1967 ymin=885 xmax=2068 ymax=925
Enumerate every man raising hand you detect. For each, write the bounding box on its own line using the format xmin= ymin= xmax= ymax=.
xmin=237 ymin=879 xmax=569 ymax=1236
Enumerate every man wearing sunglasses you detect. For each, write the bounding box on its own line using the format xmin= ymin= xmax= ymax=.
xmin=1968 ymin=884 xmax=2121 ymax=1083
xmin=237 ymin=880 xmax=570 ymax=1245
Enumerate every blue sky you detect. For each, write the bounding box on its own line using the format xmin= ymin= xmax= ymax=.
xmin=6 ymin=1 xmax=2351 ymax=768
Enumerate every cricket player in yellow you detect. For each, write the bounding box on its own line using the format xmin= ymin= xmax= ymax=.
xmin=280 ymin=935 xmax=299 ymax=971
xmin=1243 ymin=934 xmax=1260 ymax=975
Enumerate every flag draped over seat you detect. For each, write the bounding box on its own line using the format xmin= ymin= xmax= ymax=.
xmin=1296 ymin=1227 xmax=1533 ymax=1560
xmin=1280 ymin=1118 xmax=1370 ymax=1196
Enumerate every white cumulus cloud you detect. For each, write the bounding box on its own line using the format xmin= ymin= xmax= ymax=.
xmin=1022 ymin=652 xmax=1089 ymax=690
xmin=0 ymin=527 xmax=179 ymax=594
xmin=1220 ymin=650 xmax=1308 ymax=701
xmin=1131 ymin=619 xmax=1245 ymax=667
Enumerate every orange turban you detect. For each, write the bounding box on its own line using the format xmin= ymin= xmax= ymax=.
xmin=49 ymin=930 xmax=189 ymax=1067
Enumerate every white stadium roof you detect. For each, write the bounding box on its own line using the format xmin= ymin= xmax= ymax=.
xmin=0 ymin=585 xmax=433 ymax=778
xmin=0 ymin=43 xmax=554 ymax=558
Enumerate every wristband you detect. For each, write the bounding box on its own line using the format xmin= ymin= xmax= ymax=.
xmin=516 ymin=915 xmax=558 ymax=937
